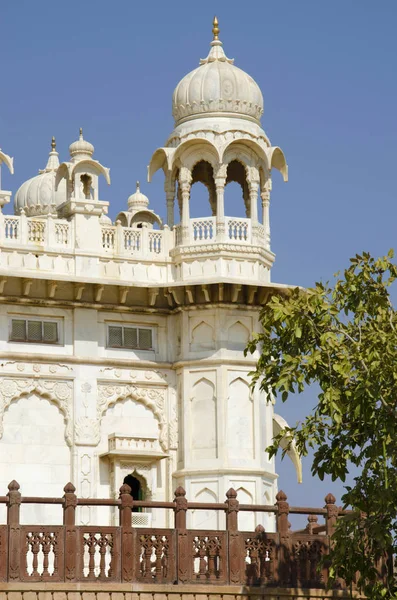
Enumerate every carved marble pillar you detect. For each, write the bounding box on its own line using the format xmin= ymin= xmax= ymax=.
xmin=261 ymin=188 xmax=271 ymax=249
xmin=165 ymin=178 xmax=176 ymax=228
xmin=179 ymin=167 xmax=192 ymax=244
xmin=249 ymin=179 xmax=259 ymax=244
xmin=215 ymin=167 xmax=227 ymax=241
xmin=166 ymin=192 xmax=175 ymax=228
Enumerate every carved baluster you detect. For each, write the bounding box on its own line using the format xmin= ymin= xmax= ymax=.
xmin=144 ymin=538 xmax=153 ymax=580
xmin=25 ymin=534 xmax=31 ymax=578
xmin=276 ymin=490 xmax=291 ymax=586
xmin=161 ymin=538 xmax=169 ymax=578
xmin=304 ymin=542 xmax=311 ymax=586
xmin=154 ymin=536 xmax=163 ymax=580
xmin=31 ymin=533 xmax=41 ymax=577
xmin=174 ymin=486 xmax=188 ymax=583
xmin=199 ymin=539 xmax=207 ymax=580
xmin=207 ymin=538 xmax=217 ymax=581
xmin=97 ymin=535 xmax=107 ymax=580
xmin=324 ymin=493 xmax=338 ymax=586
xmin=255 ymin=524 xmax=266 ymax=584
xmin=52 ymin=535 xmax=59 ymax=578
xmin=225 ymin=488 xmax=239 ymax=531
xmin=63 ymin=482 xmax=77 ymax=582
xmin=174 ymin=486 xmax=187 ymax=529
xmin=119 ymin=483 xmax=133 ymax=582
xmin=86 ymin=533 xmax=97 ymax=580
xmin=41 ymin=533 xmax=52 ymax=578
xmin=97 ymin=534 xmax=108 ymax=580
xmin=7 ymin=480 xmax=21 ymax=581
xmin=306 ymin=514 xmax=318 ymax=535
xmin=252 ymin=546 xmax=260 ymax=585
xmin=225 ymin=487 xmax=241 ymax=585
xmin=293 ymin=542 xmax=300 ymax=586
xmin=325 ymin=493 xmax=338 ymax=537
xmin=245 ymin=539 xmax=257 ymax=586
xmin=107 ymin=537 xmax=114 ymax=579
xmin=309 ymin=541 xmax=319 ymax=585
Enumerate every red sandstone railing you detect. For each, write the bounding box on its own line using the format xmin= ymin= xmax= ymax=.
xmin=0 ymin=480 xmax=351 ymax=587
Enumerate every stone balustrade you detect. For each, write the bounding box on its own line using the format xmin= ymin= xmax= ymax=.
xmin=1 ymin=214 xmax=72 ymax=249
xmin=1 ymin=481 xmax=375 ymax=589
xmin=0 ymin=212 xmax=274 ymax=286
xmin=0 ymin=213 xmax=268 ymax=256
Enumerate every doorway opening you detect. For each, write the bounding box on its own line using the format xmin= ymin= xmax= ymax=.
xmin=123 ymin=474 xmax=144 ymax=512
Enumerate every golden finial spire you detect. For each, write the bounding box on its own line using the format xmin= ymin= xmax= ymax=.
xmin=51 ymin=136 xmax=56 ymax=151
xmin=212 ymin=16 xmax=219 ymax=41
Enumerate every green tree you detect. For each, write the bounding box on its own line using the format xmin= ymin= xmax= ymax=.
xmin=246 ymin=251 xmax=397 ymax=599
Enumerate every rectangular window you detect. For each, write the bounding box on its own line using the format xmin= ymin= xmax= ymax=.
xmin=107 ymin=325 xmax=153 ymax=350
xmin=10 ymin=318 xmax=59 ymax=344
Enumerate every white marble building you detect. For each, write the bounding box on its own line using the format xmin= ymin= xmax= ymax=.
xmin=0 ymin=19 xmax=300 ymax=530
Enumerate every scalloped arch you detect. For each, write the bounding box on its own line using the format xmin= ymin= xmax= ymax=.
xmin=173 ymin=139 xmax=221 ymax=172
xmin=0 ymin=379 xmax=72 ymax=446
xmin=97 ymin=384 xmax=167 ymax=450
xmin=221 ymin=139 xmax=269 ymax=172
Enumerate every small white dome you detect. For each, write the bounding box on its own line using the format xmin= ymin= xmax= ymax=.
xmin=127 ymin=181 xmax=149 ymax=213
xmin=69 ymin=128 xmax=94 ymax=161
xmin=172 ymin=22 xmax=263 ymax=126
xmin=99 ymin=212 xmax=112 ymax=225
xmin=14 ymin=138 xmax=65 ymax=216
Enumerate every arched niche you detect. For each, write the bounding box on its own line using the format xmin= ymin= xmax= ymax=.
xmin=192 ymin=487 xmax=218 ymax=530
xmin=191 ymin=320 xmax=215 ymax=350
xmin=100 ymin=396 xmax=160 ymax=451
xmin=236 ymin=487 xmax=255 ymax=531
xmin=173 ymin=139 xmax=220 ymax=173
xmin=191 ymin=378 xmax=217 ymax=460
xmin=0 ymin=394 xmax=70 ymax=525
xmin=227 ymin=377 xmax=254 ymax=459
xmin=227 ymin=320 xmax=250 ymax=351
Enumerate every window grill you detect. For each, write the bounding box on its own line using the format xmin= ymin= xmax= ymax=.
xmin=108 ymin=325 xmax=153 ymax=350
xmin=10 ymin=319 xmax=59 ymax=344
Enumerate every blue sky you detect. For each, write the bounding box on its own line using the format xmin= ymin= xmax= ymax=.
xmin=1 ymin=1 xmax=397 ymax=516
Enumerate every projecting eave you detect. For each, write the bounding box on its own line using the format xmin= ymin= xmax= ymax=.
xmin=99 ymin=449 xmax=169 ymax=461
xmin=266 ymin=146 xmax=288 ymax=182
xmin=0 ymin=150 xmax=14 ymax=175
xmin=147 ymin=148 xmax=175 ymax=181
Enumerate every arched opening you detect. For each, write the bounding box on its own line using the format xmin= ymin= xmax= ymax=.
xmin=188 ymin=160 xmax=216 ymax=218
xmin=226 ymin=160 xmax=250 ymax=218
xmin=80 ymin=174 xmax=93 ymax=199
xmin=123 ymin=474 xmax=144 ymax=512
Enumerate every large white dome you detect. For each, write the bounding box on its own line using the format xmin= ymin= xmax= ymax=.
xmin=172 ymin=25 xmax=263 ymax=126
xmin=14 ymin=138 xmax=66 ymax=216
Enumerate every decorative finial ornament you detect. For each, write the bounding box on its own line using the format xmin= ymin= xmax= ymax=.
xmin=136 ymin=181 xmax=140 ymax=192
xmin=51 ymin=136 xmax=56 ymax=151
xmin=212 ymin=16 xmax=219 ymax=41
xmin=79 ymin=127 xmax=83 ymax=139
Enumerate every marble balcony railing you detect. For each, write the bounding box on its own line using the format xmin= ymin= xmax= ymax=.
xmin=175 ymin=216 xmax=269 ymax=249
xmin=0 ymin=211 xmax=273 ymax=286
xmin=0 ymin=213 xmax=269 ymax=258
